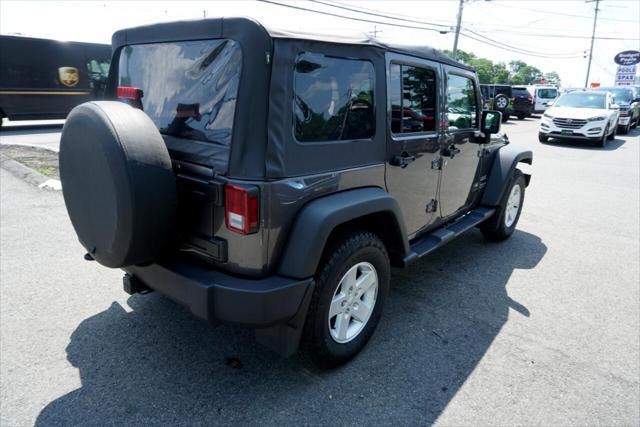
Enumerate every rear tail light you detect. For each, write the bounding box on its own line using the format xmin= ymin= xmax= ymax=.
xmin=511 ymin=97 xmax=516 ymax=102
xmin=117 ymin=86 xmax=143 ymax=100
xmin=527 ymin=96 xmax=533 ymax=101
xmin=117 ymin=86 xmax=144 ymax=110
xmin=225 ymin=184 xmax=259 ymax=234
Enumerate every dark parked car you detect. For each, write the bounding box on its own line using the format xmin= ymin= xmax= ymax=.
xmin=480 ymin=84 xmax=513 ymax=122
xmin=0 ymin=35 xmax=110 ymax=127
xmin=592 ymin=86 xmax=640 ymax=133
xmin=511 ymin=86 xmax=534 ymax=119
xmin=59 ymin=17 xmax=532 ymax=367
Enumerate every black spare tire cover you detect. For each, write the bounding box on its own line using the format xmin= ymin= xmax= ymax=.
xmin=60 ymin=101 xmax=176 ymax=268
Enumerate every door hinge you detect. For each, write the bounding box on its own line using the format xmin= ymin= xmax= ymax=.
xmin=431 ymin=157 xmax=444 ymax=170
xmin=426 ymin=199 xmax=438 ymax=213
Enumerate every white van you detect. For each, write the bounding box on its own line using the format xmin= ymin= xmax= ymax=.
xmin=528 ymin=85 xmax=559 ymax=113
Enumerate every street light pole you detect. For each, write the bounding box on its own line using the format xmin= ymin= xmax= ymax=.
xmin=452 ymin=0 xmax=465 ymax=60
xmin=584 ymin=0 xmax=600 ymax=87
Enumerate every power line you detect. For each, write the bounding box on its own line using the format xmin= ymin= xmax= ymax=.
xmin=488 ymin=1 xmax=638 ymax=23
xmin=256 ymin=0 xmax=448 ymax=33
xmin=311 ymin=0 xmax=639 ymax=40
xmin=308 ymin=0 xmax=451 ymax=29
xmin=459 ymin=32 xmax=584 ymax=59
xmin=463 ymin=28 xmax=585 ymax=57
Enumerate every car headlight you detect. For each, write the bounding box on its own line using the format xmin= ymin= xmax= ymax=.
xmin=587 ymin=116 xmax=606 ymax=122
xmin=543 ymin=112 xmax=554 ymax=118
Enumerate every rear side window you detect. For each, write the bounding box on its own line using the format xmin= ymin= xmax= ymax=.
xmin=118 ymin=39 xmax=241 ymax=145
xmin=389 ymin=63 xmax=437 ymax=134
xmin=294 ymin=53 xmax=375 ymax=142
xmin=446 ymin=74 xmax=478 ymax=129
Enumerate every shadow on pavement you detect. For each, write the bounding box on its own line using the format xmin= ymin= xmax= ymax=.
xmin=544 ymin=136 xmax=628 ymax=151
xmin=37 ymin=229 xmax=547 ymax=425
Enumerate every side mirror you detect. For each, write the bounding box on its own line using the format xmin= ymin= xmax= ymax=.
xmin=610 ymin=104 xmax=620 ymax=110
xmin=481 ymin=110 xmax=501 ymax=136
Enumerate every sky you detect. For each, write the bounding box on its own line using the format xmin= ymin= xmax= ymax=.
xmin=1 ymin=0 xmax=639 ymax=87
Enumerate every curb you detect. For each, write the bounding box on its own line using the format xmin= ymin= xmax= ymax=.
xmin=0 ymin=153 xmax=62 ymax=191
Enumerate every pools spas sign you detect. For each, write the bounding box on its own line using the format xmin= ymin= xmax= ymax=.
xmin=615 ymin=65 xmax=637 ymax=86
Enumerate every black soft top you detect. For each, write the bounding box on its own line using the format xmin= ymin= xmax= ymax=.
xmin=111 ymin=16 xmax=471 ymax=71
xmin=110 ymin=17 xmax=473 ymax=179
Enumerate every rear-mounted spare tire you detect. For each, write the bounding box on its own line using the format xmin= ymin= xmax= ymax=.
xmin=59 ymin=101 xmax=176 ymax=268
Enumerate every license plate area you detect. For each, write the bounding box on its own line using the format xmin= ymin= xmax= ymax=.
xmin=561 ymin=129 xmax=573 ymax=135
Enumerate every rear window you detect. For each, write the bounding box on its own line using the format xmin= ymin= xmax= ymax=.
xmin=293 ymin=52 xmax=375 ymax=142
xmin=118 ymin=39 xmax=241 ymax=145
xmin=512 ymin=87 xmax=531 ymax=96
xmin=537 ymin=88 xmax=557 ymax=99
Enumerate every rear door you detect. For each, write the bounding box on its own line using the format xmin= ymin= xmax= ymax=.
xmin=384 ymin=53 xmax=442 ymax=237
xmin=438 ymin=66 xmax=483 ymax=219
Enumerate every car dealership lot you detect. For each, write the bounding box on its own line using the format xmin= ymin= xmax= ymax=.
xmin=1 ymin=118 xmax=638 ymax=425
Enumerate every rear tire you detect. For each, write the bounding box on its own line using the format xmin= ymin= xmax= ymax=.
xmin=480 ymin=169 xmax=525 ymax=242
xmin=517 ymin=113 xmax=525 ymax=120
xmin=301 ymin=231 xmax=390 ymax=368
xmin=538 ymin=132 xmax=548 ymax=143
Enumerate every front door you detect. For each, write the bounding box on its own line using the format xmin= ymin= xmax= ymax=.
xmin=439 ymin=67 xmax=483 ymax=219
xmin=384 ymin=54 xmax=442 ymax=237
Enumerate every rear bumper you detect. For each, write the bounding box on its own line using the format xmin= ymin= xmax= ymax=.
xmin=124 ymin=259 xmax=313 ymax=328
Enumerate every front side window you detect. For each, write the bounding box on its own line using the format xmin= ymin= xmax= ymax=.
xmin=118 ymin=39 xmax=241 ymax=145
xmin=446 ymin=74 xmax=478 ymax=130
xmin=294 ymin=53 xmax=375 ymax=142
xmin=390 ymin=63 xmax=437 ymax=134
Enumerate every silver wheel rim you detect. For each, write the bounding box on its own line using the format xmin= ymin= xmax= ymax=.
xmin=496 ymin=97 xmax=507 ymax=109
xmin=504 ymin=184 xmax=522 ymax=228
xmin=328 ymin=262 xmax=378 ymax=344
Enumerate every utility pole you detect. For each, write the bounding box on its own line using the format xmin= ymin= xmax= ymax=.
xmin=452 ymin=0 xmax=465 ymax=60
xmin=584 ymin=0 xmax=600 ymax=87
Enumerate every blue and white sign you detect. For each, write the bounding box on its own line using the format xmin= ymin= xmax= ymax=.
xmin=615 ymin=65 xmax=637 ymax=86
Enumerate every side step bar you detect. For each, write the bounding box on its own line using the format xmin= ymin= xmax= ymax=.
xmin=403 ymin=207 xmax=495 ymax=265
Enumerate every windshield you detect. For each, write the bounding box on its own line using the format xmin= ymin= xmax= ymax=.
xmin=594 ymin=87 xmax=633 ymax=103
xmin=537 ymin=88 xmax=558 ymax=99
xmin=554 ymin=93 xmax=606 ymax=109
xmin=118 ymin=39 xmax=241 ymax=145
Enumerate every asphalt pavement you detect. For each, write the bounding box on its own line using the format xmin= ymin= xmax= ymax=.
xmin=1 ymin=118 xmax=639 ymax=426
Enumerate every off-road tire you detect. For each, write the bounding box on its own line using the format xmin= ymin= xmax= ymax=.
xmin=301 ymin=231 xmax=390 ymax=368
xmin=538 ymin=133 xmax=548 ymax=143
xmin=480 ymin=169 xmax=525 ymax=241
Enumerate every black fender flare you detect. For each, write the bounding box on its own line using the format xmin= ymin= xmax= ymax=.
xmin=481 ymin=144 xmax=532 ymax=206
xmin=277 ymin=187 xmax=409 ymax=279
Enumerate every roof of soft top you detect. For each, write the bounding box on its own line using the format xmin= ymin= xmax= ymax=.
xmin=111 ymin=16 xmax=473 ymax=71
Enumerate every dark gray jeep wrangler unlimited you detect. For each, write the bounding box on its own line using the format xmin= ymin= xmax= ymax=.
xmin=59 ymin=17 xmax=532 ymax=367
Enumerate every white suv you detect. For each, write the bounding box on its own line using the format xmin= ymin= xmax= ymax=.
xmin=538 ymin=91 xmax=620 ymax=148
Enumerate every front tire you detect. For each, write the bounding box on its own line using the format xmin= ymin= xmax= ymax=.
xmin=596 ymin=125 xmax=608 ymax=147
xmin=301 ymin=231 xmax=390 ymax=368
xmin=480 ymin=169 xmax=525 ymax=241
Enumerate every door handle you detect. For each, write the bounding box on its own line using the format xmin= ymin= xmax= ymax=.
xmin=391 ymin=152 xmax=416 ymax=168
xmin=443 ymin=144 xmax=461 ymax=159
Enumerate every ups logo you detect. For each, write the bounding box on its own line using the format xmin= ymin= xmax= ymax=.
xmin=58 ymin=67 xmax=79 ymax=87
